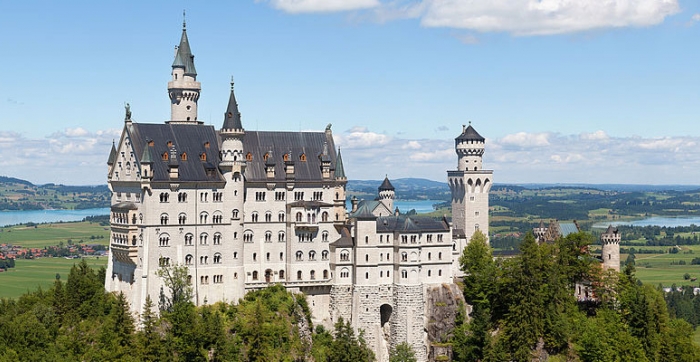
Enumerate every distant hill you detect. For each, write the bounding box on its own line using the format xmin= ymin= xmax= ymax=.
xmin=0 ymin=176 xmax=109 ymax=210
xmin=348 ymin=178 xmax=451 ymax=201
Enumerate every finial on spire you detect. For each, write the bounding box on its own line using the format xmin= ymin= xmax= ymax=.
xmin=182 ymin=10 xmax=186 ymax=30
xmin=230 ymin=76 xmax=234 ymax=90
xmin=469 ymin=120 xmax=472 ymax=125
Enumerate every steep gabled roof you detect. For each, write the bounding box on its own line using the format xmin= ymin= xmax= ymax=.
xmin=128 ymin=122 xmax=223 ymax=183
xmin=375 ymin=215 xmax=450 ymax=233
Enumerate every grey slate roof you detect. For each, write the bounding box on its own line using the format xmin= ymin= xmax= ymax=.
xmin=172 ymin=25 xmax=197 ymax=76
xmin=128 ymin=122 xmax=223 ymax=183
xmin=376 ymin=215 xmax=450 ymax=233
xmin=222 ymin=81 xmax=242 ymax=130
xmin=242 ymin=131 xmax=340 ymax=182
xmin=456 ymin=125 xmax=485 ymax=142
xmin=603 ymin=225 xmax=618 ymax=235
xmin=350 ymin=202 xmax=377 ymax=220
xmin=330 ymin=226 xmax=354 ymax=248
xmin=379 ymin=176 xmax=394 ymax=191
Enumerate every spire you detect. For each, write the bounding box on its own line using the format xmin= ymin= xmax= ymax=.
xmin=456 ymin=123 xmax=485 ymax=142
xmin=379 ymin=175 xmax=395 ymax=191
xmin=334 ymin=148 xmax=346 ymax=179
xmin=140 ymin=142 xmax=153 ymax=164
xmin=172 ymin=12 xmax=197 ymax=76
xmin=222 ymin=77 xmax=243 ymax=130
xmin=108 ymin=141 xmax=117 ymax=165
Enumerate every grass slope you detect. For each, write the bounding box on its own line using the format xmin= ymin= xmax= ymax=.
xmin=0 ymin=257 xmax=107 ymax=299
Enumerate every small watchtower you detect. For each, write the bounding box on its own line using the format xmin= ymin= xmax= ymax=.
xmin=601 ymin=225 xmax=621 ymax=272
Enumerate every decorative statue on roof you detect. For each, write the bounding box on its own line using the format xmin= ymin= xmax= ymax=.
xmin=125 ymin=103 xmax=132 ymax=121
xmin=326 ymin=123 xmax=332 ymax=131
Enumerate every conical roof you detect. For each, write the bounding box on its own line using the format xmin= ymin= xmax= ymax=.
xmin=107 ymin=142 xmax=117 ymax=165
xmin=222 ymin=80 xmax=243 ymax=130
xmin=456 ymin=124 xmax=485 ymax=142
xmin=141 ymin=143 xmax=153 ymax=164
xmin=379 ymin=176 xmax=394 ymax=191
xmin=334 ymin=149 xmax=346 ymax=179
xmin=172 ymin=22 xmax=197 ymax=76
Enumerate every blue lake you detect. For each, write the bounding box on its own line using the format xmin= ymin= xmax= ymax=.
xmin=346 ymin=199 xmax=444 ymax=214
xmin=593 ymin=216 xmax=700 ymax=228
xmin=0 ymin=208 xmax=110 ymax=227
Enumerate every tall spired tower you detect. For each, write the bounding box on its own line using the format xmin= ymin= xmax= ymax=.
xmin=167 ymin=15 xmax=201 ymax=124
xmin=448 ymin=123 xmax=493 ymax=247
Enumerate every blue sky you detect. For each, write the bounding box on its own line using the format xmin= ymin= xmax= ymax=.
xmin=1 ymin=0 xmax=700 ymax=185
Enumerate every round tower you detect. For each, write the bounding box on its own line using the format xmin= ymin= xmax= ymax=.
xmin=378 ymin=175 xmax=395 ymax=212
xmin=167 ymin=16 xmax=202 ymax=124
xmin=601 ymin=225 xmax=621 ymax=272
xmin=219 ymin=78 xmax=246 ymax=301
xmin=455 ymin=123 xmax=485 ymax=172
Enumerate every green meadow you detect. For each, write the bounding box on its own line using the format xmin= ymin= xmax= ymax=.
xmin=628 ymin=245 xmax=700 ymax=288
xmin=0 ymin=221 xmax=110 ymax=248
xmin=0 ymin=257 xmax=107 ymax=299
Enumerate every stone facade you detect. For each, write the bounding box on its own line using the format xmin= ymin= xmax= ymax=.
xmin=106 ymin=22 xmax=493 ymax=362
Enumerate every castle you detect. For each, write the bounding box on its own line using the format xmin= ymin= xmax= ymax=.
xmin=105 ymin=21 xmax=492 ymax=361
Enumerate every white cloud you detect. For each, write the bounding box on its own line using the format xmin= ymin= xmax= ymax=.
xmin=402 ymin=140 xmax=422 ymax=150
xmin=693 ymin=13 xmax=700 ymax=22
xmin=416 ymin=0 xmax=680 ymax=35
xmin=500 ymin=132 xmax=550 ymax=147
xmin=338 ymin=127 xmax=392 ymax=148
xmin=580 ymin=130 xmax=608 ymax=141
xmin=409 ymin=148 xmax=453 ymax=161
xmin=266 ymin=0 xmax=379 ymax=13
xmin=64 ymin=127 xmax=89 ymax=137
xmin=267 ymin=0 xmax=680 ymax=36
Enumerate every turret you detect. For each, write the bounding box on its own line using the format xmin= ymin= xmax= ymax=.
xmin=601 ymin=225 xmax=621 ymax=272
xmin=219 ymin=78 xmax=245 ymax=170
xmin=455 ymin=122 xmax=485 ymax=171
xmin=378 ymin=175 xmax=395 ymax=211
xmin=140 ymin=141 xmax=154 ymax=181
xmin=167 ymin=15 xmax=202 ymax=124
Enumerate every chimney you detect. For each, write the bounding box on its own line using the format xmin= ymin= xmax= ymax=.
xmin=351 ymin=196 xmax=358 ymax=213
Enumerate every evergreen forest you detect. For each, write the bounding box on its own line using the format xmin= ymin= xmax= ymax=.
xmin=2 ymin=231 xmax=700 ymax=361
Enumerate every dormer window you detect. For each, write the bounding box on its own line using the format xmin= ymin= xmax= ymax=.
xmin=283 ymin=153 xmax=290 ymax=162
xmin=246 ymin=152 xmax=253 ymax=162
xmin=300 ymin=153 xmax=306 ymax=162
xmin=263 ymin=153 xmax=269 ymax=162
xmin=200 ymin=153 xmax=207 ymax=161
xmin=181 ymin=153 xmax=188 ymax=161
xmin=167 ymin=141 xmax=173 ymax=148
xmin=204 ymin=142 xmax=210 ymax=149
xmin=148 ymin=140 xmax=155 ymax=147
xmin=162 ymin=152 xmax=169 ymax=161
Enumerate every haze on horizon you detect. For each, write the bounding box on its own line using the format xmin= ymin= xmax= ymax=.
xmin=1 ymin=1 xmax=699 ymax=186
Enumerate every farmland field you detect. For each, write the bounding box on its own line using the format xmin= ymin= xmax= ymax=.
xmin=0 ymin=221 xmax=109 ymax=248
xmin=0 ymin=257 xmax=107 ymax=299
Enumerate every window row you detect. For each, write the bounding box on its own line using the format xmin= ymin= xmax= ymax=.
xmin=294 ymin=250 xmax=329 ymax=261
xmin=183 ymin=232 xmax=223 ymax=246
xmin=250 ymin=269 xmax=329 ymax=281
xmin=159 ymin=211 xmax=224 ymax=225
xmin=184 ymin=253 xmax=223 ymax=265
xmin=243 ymin=231 xmax=286 ymax=243
xmin=249 ymin=211 xmax=286 ymax=223
xmin=158 ymin=191 xmax=223 ymax=203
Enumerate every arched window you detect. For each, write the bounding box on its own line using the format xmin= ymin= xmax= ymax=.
xmin=278 ymin=212 xmax=285 ymax=222
xmin=323 ymin=270 xmax=328 ymax=279
xmin=252 ymin=271 xmax=258 ymax=280
xmin=185 ymin=233 xmax=193 ymax=245
xmin=300 ymin=153 xmax=307 ymax=162
xmin=253 ymin=253 xmax=257 ymax=261
xmin=181 ymin=153 xmax=187 ymax=161
xmin=199 ymin=233 xmax=208 ymax=245
xmin=340 ymin=250 xmax=350 ymax=261
xmin=340 ymin=268 xmax=349 ymax=278
xmin=232 ymin=209 xmax=239 ymax=219
xmin=159 ymin=234 xmax=170 ymax=247
xmin=296 ymin=212 xmax=302 ymax=222
xmin=213 ymin=233 xmax=222 ymax=245
xmin=279 ymin=270 xmax=285 ymax=279
xmin=309 ymin=250 xmax=316 ymax=260
xmin=178 ymin=213 xmax=187 ymax=225
xmin=265 ymin=231 xmax=272 ymax=243
xmin=278 ymin=231 xmax=285 ymax=242
xmin=402 ymin=270 xmax=407 ymax=278
xmin=243 ymin=230 xmax=254 ymax=243
xmin=401 ymin=252 xmax=407 ymax=262
xmin=322 ymin=231 xmax=329 ymax=242
xmin=199 ymin=212 xmax=208 ymax=224
xmin=213 ymin=253 xmax=222 ymax=264
xmin=322 ymin=250 xmax=329 ymax=260
xmin=160 ymin=213 xmax=169 ymax=225
xmin=310 ymin=270 xmax=316 ymax=279
xmin=296 ymin=251 xmax=303 ymax=261
xmin=185 ymin=254 xmax=193 ymax=265
xmin=251 ymin=212 xmax=258 ymax=223
xmin=297 ymin=270 xmax=302 ymax=280
xmin=322 ymin=212 xmax=328 ymax=222
xmin=265 ymin=212 xmax=272 ymax=222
